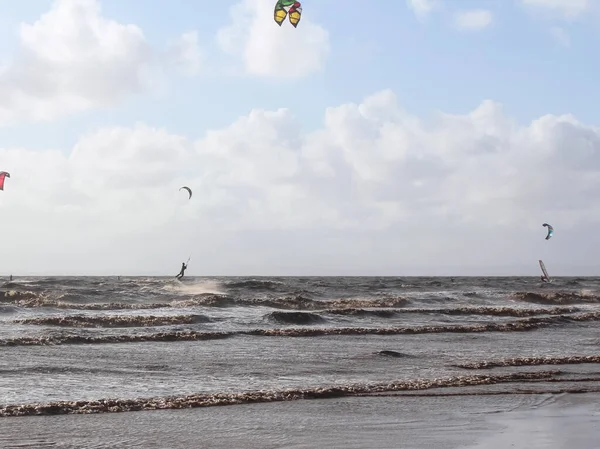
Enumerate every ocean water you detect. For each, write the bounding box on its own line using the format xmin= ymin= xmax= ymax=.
xmin=1 ymin=276 xmax=599 ymax=418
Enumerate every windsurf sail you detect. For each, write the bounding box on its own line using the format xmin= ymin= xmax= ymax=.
xmin=539 ymin=259 xmax=551 ymax=282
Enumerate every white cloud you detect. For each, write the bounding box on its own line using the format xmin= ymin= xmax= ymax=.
xmin=521 ymin=0 xmax=590 ymax=19
xmin=216 ymin=0 xmax=330 ymax=78
xmin=168 ymin=31 xmax=203 ymax=77
xmin=0 ymin=0 xmax=155 ymax=127
xmin=454 ymin=10 xmax=493 ymax=31
xmin=406 ymin=0 xmax=438 ymax=19
xmin=2 ymin=90 xmax=600 ymax=275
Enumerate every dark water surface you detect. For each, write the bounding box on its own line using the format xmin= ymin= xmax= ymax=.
xmin=1 ymin=276 xmax=599 ymax=420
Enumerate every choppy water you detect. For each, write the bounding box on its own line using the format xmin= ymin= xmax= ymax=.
xmin=1 ymin=276 xmax=600 ymax=417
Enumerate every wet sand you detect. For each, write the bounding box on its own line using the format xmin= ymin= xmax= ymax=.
xmin=0 ymin=392 xmax=597 ymax=448
xmin=466 ymin=392 xmax=600 ymax=449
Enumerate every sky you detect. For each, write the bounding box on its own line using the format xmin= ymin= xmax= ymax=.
xmin=0 ymin=0 xmax=599 ymax=276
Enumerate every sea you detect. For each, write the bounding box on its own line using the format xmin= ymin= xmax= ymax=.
xmin=1 ymin=276 xmax=599 ymax=447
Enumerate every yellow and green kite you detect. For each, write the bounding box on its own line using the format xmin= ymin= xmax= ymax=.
xmin=274 ymin=0 xmax=302 ymax=28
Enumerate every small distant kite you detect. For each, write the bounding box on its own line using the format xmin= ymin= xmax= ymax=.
xmin=274 ymin=0 xmax=302 ymax=28
xmin=179 ymin=186 xmax=192 ymax=200
xmin=542 ymin=223 xmax=553 ymax=240
xmin=0 ymin=171 xmax=10 ymax=191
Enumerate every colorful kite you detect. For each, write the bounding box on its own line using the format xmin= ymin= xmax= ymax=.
xmin=542 ymin=223 xmax=553 ymax=240
xmin=274 ymin=0 xmax=302 ymax=28
xmin=0 ymin=171 xmax=10 ymax=191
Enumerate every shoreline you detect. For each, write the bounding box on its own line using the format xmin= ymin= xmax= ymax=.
xmin=0 ymin=392 xmax=597 ymax=448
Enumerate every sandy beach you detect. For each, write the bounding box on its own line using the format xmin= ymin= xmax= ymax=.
xmin=466 ymin=392 xmax=600 ymax=449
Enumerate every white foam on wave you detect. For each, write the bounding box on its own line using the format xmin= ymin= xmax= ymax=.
xmin=579 ymin=288 xmax=595 ymax=296
xmin=161 ymin=279 xmax=226 ymax=295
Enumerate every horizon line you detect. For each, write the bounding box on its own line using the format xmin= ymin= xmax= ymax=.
xmin=2 ymin=274 xmax=597 ymax=278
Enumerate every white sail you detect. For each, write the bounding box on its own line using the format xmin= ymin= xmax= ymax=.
xmin=539 ymin=259 xmax=551 ymax=281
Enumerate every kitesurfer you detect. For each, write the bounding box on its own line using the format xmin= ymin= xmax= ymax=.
xmin=176 ymin=262 xmax=187 ymax=280
xmin=9 ymin=275 xmax=12 ymax=281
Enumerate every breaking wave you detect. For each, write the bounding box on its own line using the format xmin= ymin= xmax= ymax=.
xmin=3 ymin=312 xmax=600 ymax=346
xmin=325 ymin=306 xmax=579 ymax=318
xmin=512 ymin=291 xmax=600 ymax=305
xmin=246 ymin=296 xmax=409 ymax=310
xmin=0 ymin=290 xmax=408 ymax=311
xmin=0 ymin=331 xmax=232 ymax=346
xmin=0 ymin=371 xmax=563 ymax=417
xmin=454 ymin=355 xmax=600 ymax=370
xmin=13 ymin=314 xmax=211 ymax=328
